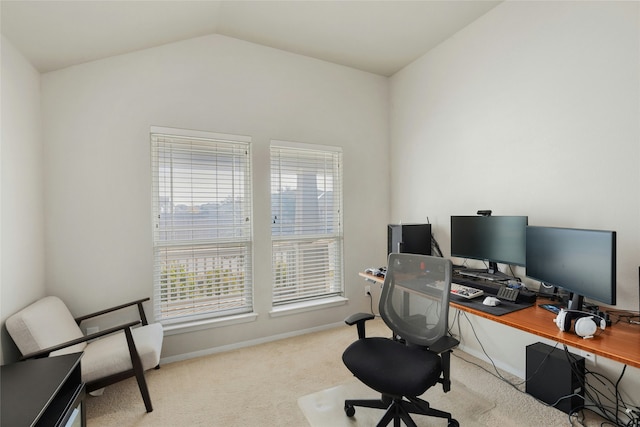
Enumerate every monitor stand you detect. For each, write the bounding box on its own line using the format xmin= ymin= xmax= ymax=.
xmin=458 ymin=263 xmax=517 ymax=282
xmin=567 ymin=293 xmax=585 ymax=311
xmin=459 ymin=270 xmax=515 ymax=282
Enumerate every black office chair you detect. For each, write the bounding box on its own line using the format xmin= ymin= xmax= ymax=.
xmin=342 ymin=253 xmax=460 ymax=427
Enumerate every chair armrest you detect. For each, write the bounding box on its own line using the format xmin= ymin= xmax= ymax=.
xmin=20 ymin=320 xmax=141 ymax=360
xmin=428 ymin=335 xmax=460 ymax=354
xmin=75 ymin=297 xmax=150 ymax=326
xmin=345 ymin=313 xmax=376 ymax=339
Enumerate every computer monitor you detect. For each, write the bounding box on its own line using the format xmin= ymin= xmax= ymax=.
xmin=387 ymin=224 xmax=432 ymax=256
xmin=525 ymin=226 xmax=616 ymax=310
xmin=450 ymin=215 xmax=528 ymax=277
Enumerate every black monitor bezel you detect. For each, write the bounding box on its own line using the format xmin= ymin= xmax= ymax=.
xmin=387 ymin=223 xmax=432 ymax=256
xmin=450 ymin=215 xmax=528 ymax=267
xmin=525 ymin=225 xmax=617 ymax=306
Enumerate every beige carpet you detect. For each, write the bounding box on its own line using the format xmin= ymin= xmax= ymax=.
xmin=299 ymin=378 xmax=494 ymax=427
xmin=86 ymin=318 xmax=605 ymax=426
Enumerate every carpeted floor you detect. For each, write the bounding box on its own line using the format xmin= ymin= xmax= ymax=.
xmin=86 ymin=318 xmax=605 ymax=426
xmin=298 ymin=377 xmax=495 ymax=426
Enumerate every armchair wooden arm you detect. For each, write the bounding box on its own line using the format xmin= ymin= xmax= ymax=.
xmin=74 ymin=297 xmax=150 ymax=326
xmin=20 ymin=320 xmax=141 ymax=360
xmin=7 ymin=295 xmax=163 ymax=413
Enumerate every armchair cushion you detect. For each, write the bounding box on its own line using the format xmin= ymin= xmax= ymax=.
xmin=6 ymin=295 xmax=163 ymax=413
xmin=81 ymin=322 xmax=163 ymax=383
xmin=6 ymin=296 xmax=87 ymax=356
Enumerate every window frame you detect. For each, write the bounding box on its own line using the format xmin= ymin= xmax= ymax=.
xmin=270 ymin=140 xmax=344 ymax=307
xmin=151 ymin=126 xmax=253 ymax=325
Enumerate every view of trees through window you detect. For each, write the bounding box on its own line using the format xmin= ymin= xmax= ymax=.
xmin=152 ymin=130 xmax=252 ymax=322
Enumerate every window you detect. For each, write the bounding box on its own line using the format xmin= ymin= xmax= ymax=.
xmin=151 ymin=127 xmax=252 ymax=324
xmin=270 ymin=141 xmax=343 ymax=306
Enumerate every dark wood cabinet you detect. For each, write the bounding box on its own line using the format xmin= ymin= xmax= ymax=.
xmin=1 ymin=352 xmax=85 ymax=427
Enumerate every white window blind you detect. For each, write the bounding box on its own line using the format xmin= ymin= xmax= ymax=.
xmin=151 ymin=128 xmax=252 ymax=324
xmin=270 ymin=141 xmax=343 ymax=305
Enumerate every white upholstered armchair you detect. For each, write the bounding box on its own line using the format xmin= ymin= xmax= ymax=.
xmin=6 ymin=296 xmax=163 ymax=412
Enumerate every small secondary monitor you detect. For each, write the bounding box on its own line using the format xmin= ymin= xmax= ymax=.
xmin=387 ymin=224 xmax=432 ymax=256
xmin=450 ymin=215 xmax=528 ymax=268
xmin=526 ymin=226 xmax=616 ymax=309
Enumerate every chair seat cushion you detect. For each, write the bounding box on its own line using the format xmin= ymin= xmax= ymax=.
xmin=342 ymin=337 xmax=442 ymax=397
xmin=79 ymin=323 xmax=164 ymax=384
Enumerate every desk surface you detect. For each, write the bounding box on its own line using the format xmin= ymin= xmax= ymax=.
xmin=359 ymin=272 xmax=640 ymax=369
xmin=1 ymin=352 xmax=84 ymax=427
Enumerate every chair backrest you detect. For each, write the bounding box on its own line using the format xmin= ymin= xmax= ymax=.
xmin=6 ymin=296 xmax=87 ymax=357
xmin=379 ymin=253 xmax=452 ymax=348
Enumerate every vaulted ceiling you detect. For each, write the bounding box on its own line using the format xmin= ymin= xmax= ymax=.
xmin=1 ymin=1 xmax=501 ymax=76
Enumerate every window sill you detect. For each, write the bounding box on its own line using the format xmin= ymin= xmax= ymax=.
xmin=162 ymin=312 xmax=259 ymax=336
xmin=269 ymin=296 xmax=349 ymax=318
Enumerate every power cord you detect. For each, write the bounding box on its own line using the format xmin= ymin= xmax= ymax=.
xmin=451 ymin=310 xmax=639 ymax=427
xmin=453 ymin=311 xmax=527 ymax=389
xmin=562 ymin=345 xmax=638 ymax=427
xmin=425 ymin=216 xmax=444 ymax=258
xmin=366 ymin=289 xmax=379 ymax=317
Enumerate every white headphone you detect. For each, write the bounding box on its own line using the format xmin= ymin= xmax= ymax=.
xmin=554 ymin=309 xmax=606 ymax=339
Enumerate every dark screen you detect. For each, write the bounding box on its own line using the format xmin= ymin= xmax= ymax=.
xmin=525 ymin=226 xmax=616 ymax=305
xmin=388 ymin=224 xmax=432 ymax=256
xmin=450 ymin=216 xmax=528 ymax=266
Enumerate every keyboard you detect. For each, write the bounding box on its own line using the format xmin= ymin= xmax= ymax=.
xmin=450 ymin=282 xmax=484 ymax=299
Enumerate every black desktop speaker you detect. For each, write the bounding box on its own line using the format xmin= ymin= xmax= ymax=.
xmin=525 ymin=342 xmax=585 ymax=415
xmin=387 ymin=224 xmax=432 ymax=256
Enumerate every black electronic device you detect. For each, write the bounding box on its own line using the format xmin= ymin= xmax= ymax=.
xmin=496 ymin=285 xmax=519 ymax=302
xmin=526 ymin=342 xmax=584 ymax=415
xmin=387 ymin=224 xmax=432 ymax=256
xmin=526 ymin=226 xmax=616 ymax=311
xmin=450 ymin=215 xmax=528 ymax=277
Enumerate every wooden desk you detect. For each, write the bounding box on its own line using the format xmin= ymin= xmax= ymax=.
xmin=1 ymin=352 xmax=86 ymax=427
xmin=359 ymin=272 xmax=640 ymax=369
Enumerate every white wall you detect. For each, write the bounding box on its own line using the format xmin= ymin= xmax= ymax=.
xmin=40 ymin=34 xmax=389 ymax=360
xmin=391 ymin=0 xmax=639 ymax=405
xmin=0 ymin=35 xmax=46 ymax=364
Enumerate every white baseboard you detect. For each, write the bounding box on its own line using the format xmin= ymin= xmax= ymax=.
xmin=160 ymin=321 xmax=346 ymax=365
xmin=457 ymin=343 xmax=526 ymax=379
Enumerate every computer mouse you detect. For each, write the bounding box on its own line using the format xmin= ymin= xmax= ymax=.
xmin=483 ymin=296 xmax=501 ymax=306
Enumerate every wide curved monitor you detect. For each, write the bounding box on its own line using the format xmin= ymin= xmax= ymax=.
xmin=526 ymin=226 xmax=616 ymax=309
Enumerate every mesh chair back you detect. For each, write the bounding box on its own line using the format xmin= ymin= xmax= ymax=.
xmin=379 ymin=253 xmax=452 ymax=348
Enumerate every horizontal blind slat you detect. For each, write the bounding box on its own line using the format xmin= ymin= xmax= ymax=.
xmin=270 ymin=143 xmax=343 ymax=306
xmin=152 ymin=130 xmax=253 ymax=322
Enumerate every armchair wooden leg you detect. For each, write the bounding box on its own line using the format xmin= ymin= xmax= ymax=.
xmin=134 ymin=369 xmax=153 ymax=413
xmin=124 ymin=328 xmax=153 ymax=412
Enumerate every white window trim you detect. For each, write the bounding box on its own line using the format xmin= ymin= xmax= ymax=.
xmin=270 ymin=140 xmax=344 ymax=307
xmin=151 ymin=125 xmax=254 ymax=324
xmin=163 ymin=312 xmax=259 ymax=336
xmin=271 ymin=139 xmax=343 ymax=154
xmin=151 ymin=126 xmax=252 ymax=144
xmin=269 ymin=296 xmax=348 ymax=318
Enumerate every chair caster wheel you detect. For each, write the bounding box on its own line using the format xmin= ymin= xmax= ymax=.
xmin=344 ymin=404 xmax=355 ymax=417
xmin=448 ymin=419 xmax=459 ymax=427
